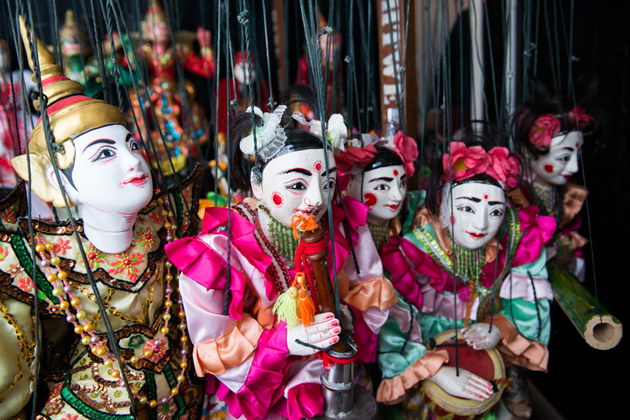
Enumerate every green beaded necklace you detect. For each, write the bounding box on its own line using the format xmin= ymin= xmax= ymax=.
xmin=368 ymin=222 xmax=390 ymax=250
xmin=259 ymin=205 xmax=299 ymax=265
xmin=451 ymin=237 xmax=484 ymax=283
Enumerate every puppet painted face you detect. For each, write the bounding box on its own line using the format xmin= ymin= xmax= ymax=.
xmin=530 ymin=131 xmax=583 ymax=185
xmin=63 ymin=124 xmax=153 ymax=215
xmin=349 ymin=165 xmax=407 ymax=225
xmin=440 ymin=182 xmax=506 ymax=250
xmin=255 ymin=149 xmax=337 ymax=227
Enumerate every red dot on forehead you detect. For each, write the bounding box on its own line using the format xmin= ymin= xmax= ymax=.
xmin=575 ymin=142 xmax=579 ymax=148
xmin=484 ymin=194 xmax=489 ymax=200
xmin=393 ymin=169 xmax=399 ymax=176
xmin=313 ymin=161 xmax=322 ymax=172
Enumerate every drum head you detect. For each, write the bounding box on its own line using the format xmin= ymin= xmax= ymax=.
xmin=422 ymin=329 xmax=505 ymax=416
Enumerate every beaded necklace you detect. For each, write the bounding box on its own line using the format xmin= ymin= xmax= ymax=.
xmin=259 ymin=205 xmax=299 ymax=265
xmin=368 ymin=221 xmax=390 ymax=250
xmin=451 ymin=238 xmax=484 ymax=284
xmin=35 ymin=196 xmax=190 ymax=408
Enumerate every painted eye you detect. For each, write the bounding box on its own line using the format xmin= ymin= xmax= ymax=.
xmin=129 ymin=139 xmax=141 ymax=153
xmin=92 ymin=148 xmax=116 ymax=162
xmin=323 ymin=179 xmax=336 ymax=190
xmin=400 ymin=180 xmax=407 ymax=188
xmin=374 ymin=184 xmax=390 ymax=191
xmin=286 ymin=182 xmax=307 ymax=191
xmin=490 ymin=208 xmax=504 ymax=217
xmin=556 ymin=155 xmax=571 ymax=163
xmin=457 ymin=205 xmax=474 ymax=213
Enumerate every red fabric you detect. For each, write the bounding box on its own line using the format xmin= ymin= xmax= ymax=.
xmin=183 ymin=50 xmax=216 ymax=78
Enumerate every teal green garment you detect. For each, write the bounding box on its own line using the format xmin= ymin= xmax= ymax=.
xmin=417 ymin=312 xmax=467 ymax=344
xmin=378 ymin=297 xmax=429 ymax=379
xmin=499 ymin=298 xmax=551 ymax=345
xmin=401 ymin=190 xmax=426 ymax=235
xmin=511 ymin=247 xmax=548 ymax=278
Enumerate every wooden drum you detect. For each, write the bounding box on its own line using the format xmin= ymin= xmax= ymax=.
xmin=420 ymin=330 xmax=506 ymax=420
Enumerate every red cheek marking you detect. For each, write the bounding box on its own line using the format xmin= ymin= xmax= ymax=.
xmin=450 ymin=216 xmax=457 ymax=224
xmin=364 ymin=193 xmax=377 ymax=207
xmin=544 ymin=164 xmax=554 ymax=173
xmin=272 ymin=192 xmax=283 ymax=207
xmin=393 ymin=169 xmax=399 ymax=176
xmin=313 ymin=161 xmax=322 ymax=172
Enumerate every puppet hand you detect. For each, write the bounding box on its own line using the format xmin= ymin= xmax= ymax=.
xmin=287 ymin=312 xmax=341 ymax=356
xmin=462 ymin=323 xmax=502 ymax=350
xmin=426 ymin=366 xmax=494 ymax=401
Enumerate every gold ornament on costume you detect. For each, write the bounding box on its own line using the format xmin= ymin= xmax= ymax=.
xmin=10 ymin=16 xmax=126 ymax=207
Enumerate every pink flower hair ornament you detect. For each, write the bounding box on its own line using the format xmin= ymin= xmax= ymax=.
xmin=392 ymin=131 xmax=418 ymax=177
xmin=527 ymin=113 xmax=561 ymax=150
xmin=566 ymin=106 xmax=594 ymax=131
xmin=441 ymin=142 xmax=520 ymax=190
xmin=335 ymin=144 xmax=377 ymax=174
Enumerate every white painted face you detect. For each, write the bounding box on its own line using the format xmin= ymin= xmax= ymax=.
xmin=530 ymin=131 xmax=583 ymax=185
xmin=253 ymin=149 xmax=336 ymax=227
xmin=234 ymin=62 xmax=256 ymax=85
xmin=63 ymin=124 xmax=153 ymax=216
xmin=440 ymin=182 xmax=506 ymax=250
xmin=348 ymin=165 xmax=407 ymax=225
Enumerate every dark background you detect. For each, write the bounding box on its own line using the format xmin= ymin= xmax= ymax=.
xmin=1 ymin=0 xmax=628 ymax=418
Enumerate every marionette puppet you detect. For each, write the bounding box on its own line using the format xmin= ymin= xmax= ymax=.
xmin=375 ymin=129 xmax=556 ymax=419
xmin=58 ymin=10 xmax=101 ymax=98
xmin=0 ymin=18 xmax=202 ymax=419
xmin=165 ymin=86 xmax=397 ymax=420
xmin=338 ymin=131 xmax=419 ymax=252
xmin=122 ymin=0 xmax=214 ymax=175
xmin=510 ymin=98 xmax=595 ymax=281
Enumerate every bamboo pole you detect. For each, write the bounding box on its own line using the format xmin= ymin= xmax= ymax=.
xmin=547 ymin=262 xmax=622 ymax=350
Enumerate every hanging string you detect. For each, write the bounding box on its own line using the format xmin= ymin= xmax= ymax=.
xmin=417 ymin=0 xmax=432 ymax=188
xmin=298 ymin=0 xmax=342 ymax=328
xmin=108 ymin=0 xmax=164 ymax=189
xmin=483 ymin=0 xmax=500 ymax=124
xmin=542 ymin=0 xmax=558 ymax=94
xmin=551 ymin=0 xmax=563 ymax=95
xmin=439 ymin=0 xmax=459 ymax=377
xmin=238 ymin=1 xmax=258 ymax=165
xmin=88 ymin=0 xmax=108 ymax=100
xmin=71 ymin=0 xmax=88 ymax=93
xmin=400 ymin=0 xmax=411 ymax=103
xmin=209 ymin=0 xmax=222 ymax=203
xmin=108 ymin=0 xmax=195 ymax=229
xmin=556 ymin=0 xmax=603 ymax=324
xmin=469 ymin=0 xmax=490 ymax=122
xmin=18 ymin=1 xmax=138 ymax=415
xmin=533 ymin=0 xmax=541 ymax=78
xmin=260 ymin=0 xmax=275 ymax=108
xmin=384 ymin=0 xmax=405 ymax=132
xmin=6 ymin=2 xmax=41 ymax=416
xmin=223 ymin=0 xmax=234 ymax=317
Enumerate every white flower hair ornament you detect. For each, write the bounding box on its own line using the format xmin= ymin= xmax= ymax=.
xmin=291 ymin=111 xmax=348 ymax=153
xmin=239 ymin=105 xmax=288 ymax=161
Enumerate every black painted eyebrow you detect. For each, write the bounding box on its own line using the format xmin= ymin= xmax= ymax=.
xmin=560 ymin=147 xmax=575 ymax=151
xmin=277 ymin=168 xmax=312 ymax=176
xmin=489 ymin=201 xmax=505 ymax=206
xmin=368 ymin=177 xmax=394 ymax=183
xmin=456 ymin=196 xmax=481 ymax=203
xmin=321 ymin=167 xmax=338 ymax=177
xmin=83 ymin=139 xmax=116 ymax=154
xmin=401 ymin=174 xmax=407 ymax=180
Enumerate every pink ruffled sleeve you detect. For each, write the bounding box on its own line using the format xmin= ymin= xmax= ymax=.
xmin=511 ymin=206 xmax=556 ymax=267
xmin=382 ymin=236 xmax=443 ymax=311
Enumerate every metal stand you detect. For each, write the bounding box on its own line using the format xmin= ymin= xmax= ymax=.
xmin=315 ymin=350 xmax=377 ymax=420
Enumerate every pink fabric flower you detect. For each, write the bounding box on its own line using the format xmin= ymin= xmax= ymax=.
xmin=528 ymin=114 xmax=560 ymax=149
xmin=392 ymin=131 xmax=419 ymax=176
xmin=334 ymin=145 xmax=377 ymax=174
xmin=441 ymin=142 xmax=490 ymax=182
xmin=567 ymin=106 xmax=594 ymax=130
xmin=487 ymin=147 xmax=521 ymax=189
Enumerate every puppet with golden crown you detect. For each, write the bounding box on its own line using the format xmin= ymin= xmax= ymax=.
xmin=0 ymin=18 xmax=201 ymax=419
xmin=121 ymin=0 xmax=214 ymax=175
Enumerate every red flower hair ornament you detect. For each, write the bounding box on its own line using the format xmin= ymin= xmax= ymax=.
xmin=441 ymin=142 xmax=520 ymax=189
